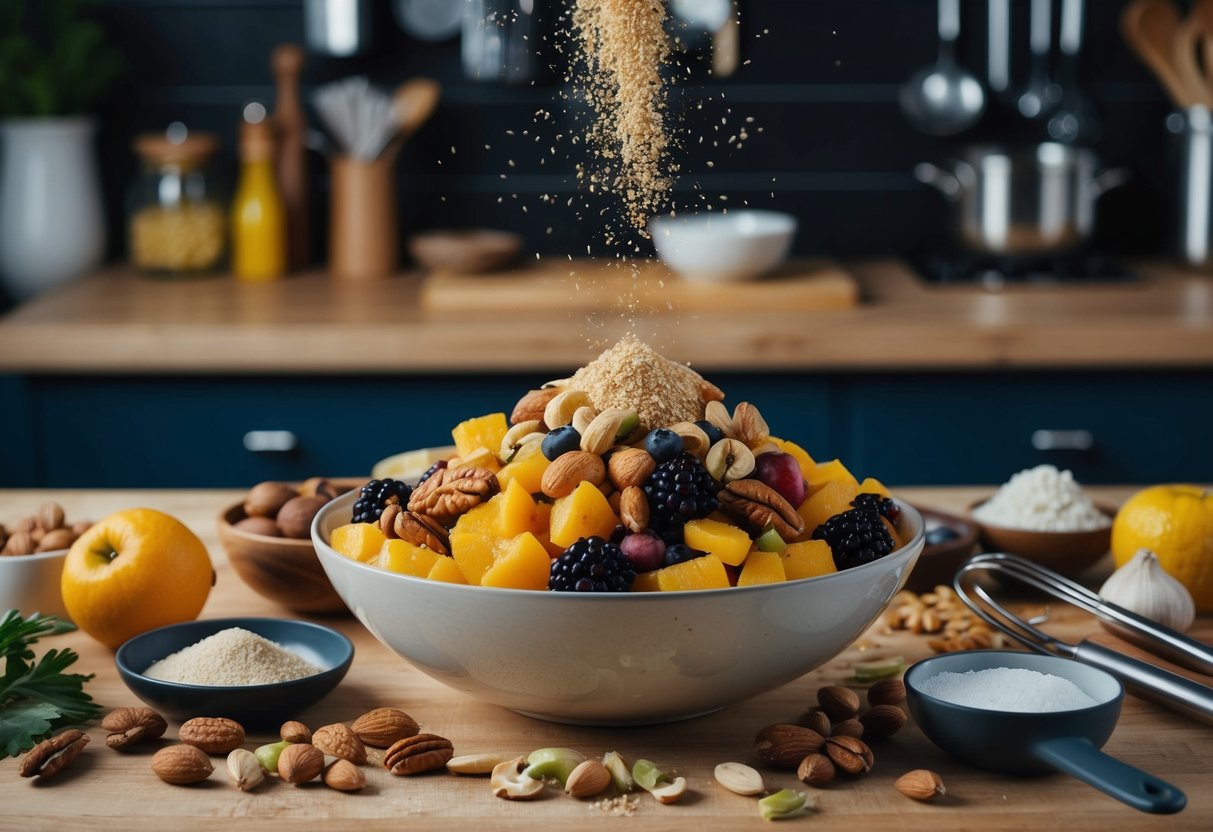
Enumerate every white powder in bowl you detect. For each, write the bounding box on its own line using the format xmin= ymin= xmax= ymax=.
xmin=972 ymin=464 xmax=1111 ymax=531
xmin=144 ymin=627 xmax=322 ymax=686
xmin=918 ymin=666 xmax=1099 ymax=712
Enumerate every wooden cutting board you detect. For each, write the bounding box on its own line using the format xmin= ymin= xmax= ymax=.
xmin=421 ymin=258 xmax=859 ymax=314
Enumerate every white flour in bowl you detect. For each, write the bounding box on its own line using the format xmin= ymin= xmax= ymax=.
xmin=972 ymin=464 xmax=1110 ymax=532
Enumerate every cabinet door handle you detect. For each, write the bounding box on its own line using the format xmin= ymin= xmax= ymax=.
xmin=243 ymin=430 xmax=299 ymax=453
xmin=1031 ymin=429 xmax=1095 ymax=452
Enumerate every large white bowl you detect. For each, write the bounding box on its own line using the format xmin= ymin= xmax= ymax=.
xmin=313 ymin=492 xmax=923 ymax=725
xmin=649 ymin=210 xmax=797 ymax=282
xmin=0 ymin=548 xmax=70 ymax=620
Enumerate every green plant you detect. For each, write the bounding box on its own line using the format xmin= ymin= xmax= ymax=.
xmin=0 ymin=0 xmax=123 ymax=117
xmin=0 ymin=609 xmax=100 ymax=757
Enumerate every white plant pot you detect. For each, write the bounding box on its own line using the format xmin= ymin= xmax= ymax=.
xmin=0 ymin=117 xmax=105 ymax=302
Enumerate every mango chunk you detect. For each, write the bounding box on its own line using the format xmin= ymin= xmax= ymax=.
xmin=427 ymin=556 xmax=468 ymax=584
xmin=807 ymin=459 xmax=858 ymax=493
xmin=496 ymin=439 xmax=549 ymax=494
xmin=450 ymin=446 xmax=501 ymax=473
xmin=782 ymin=540 xmax=837 ymax=581
xmin=452 ymin=412 xmax=509 ymax=458
xmin=549 ymin=481 xmax=619 ymax=550
xmin=857 ymin=477 xmax=891 ymax=499
xmin=683 ymin=517 xmax=753 ymax=567
xmin=499 ymin=478 xmax=541 ymax=538
xmin=376 ymin=538 xmax=441 ymax=577
xmin=737 ymin=550 xmax=787 ymax=587
xmin=768 ymin=436 xmax=817 ymax=480
xmin=331 ymin=523 xmax=387 ymax=563
xmin=449 ymin=498 xmax=505 ymax=584
xmin=631 ymin=571 xmax=661 ymax=592
xmin=798 ymin=479 xmax=860 ymax=537
xmin=481 ymin=532 xmax=552 ymax=590
xmin=655 ymin=554 xmax=730 ymax=591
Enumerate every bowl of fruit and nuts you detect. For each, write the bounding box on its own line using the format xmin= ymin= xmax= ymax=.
xmin=0 ymin=501 xmax=92 ymax=620
xmin=217 ymin=478 xmax=365 ymax=614
xmin=313 ymin=338 xmax=925 ymax=724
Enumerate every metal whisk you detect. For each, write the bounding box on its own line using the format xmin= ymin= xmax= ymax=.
xmin=953 ymin=552 xmax=1213 ymax=725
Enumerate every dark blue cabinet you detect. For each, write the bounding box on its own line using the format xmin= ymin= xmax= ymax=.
xmin=2 ymin=370 xmax=1208 ymax=488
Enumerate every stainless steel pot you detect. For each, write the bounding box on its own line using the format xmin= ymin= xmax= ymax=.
xmin=916 ymin=143 xmax=1128 ymax=255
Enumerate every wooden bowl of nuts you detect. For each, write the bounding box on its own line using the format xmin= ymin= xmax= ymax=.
xmin=216 ymin=479 xmax=364 ymax=614
xmin=0 ymin=501 xmax=92 ymax=620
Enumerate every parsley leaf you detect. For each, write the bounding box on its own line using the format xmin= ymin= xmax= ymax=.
xmin=0 ymin=609 xmax=99 ymax=757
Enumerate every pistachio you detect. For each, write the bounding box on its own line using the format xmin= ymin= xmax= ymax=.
xmin=254 ymin=740 xmax=291 ymax=774
xmin=581 ymin=408 xmax=634 ymax=455
xmin=705 ymin=438 xmax=756 ymax=483
xmin=759 ymin=788 xmax=814 ymax=821
xmin=522 ymin=747 xmax=586 ymax=786
xmin=630 ymin=758 xmax=668 ymax=792
xmin=602 ymin=750 xmax=634 ymax=793
xmin=491 ymin=756 xmax=545 ymax=800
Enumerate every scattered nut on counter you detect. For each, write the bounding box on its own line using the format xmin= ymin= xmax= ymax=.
xmin=884 ymin=585 xmax=1010 ymax=653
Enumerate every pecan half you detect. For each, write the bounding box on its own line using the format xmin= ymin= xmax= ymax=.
xmin=717 ymin=479 xmax=805 ymax=540
xmin=19 ymin=729 xmax=90 ymax=779
xmin=407 ymin=467 xmax=500 ymax=524
xmin=383 ymin=732 xmax=454 ymax=776
xmin=102 ymin=706 xmax=167 ymax=750
xmin=393 ymin=510 xmax=451 ymax=555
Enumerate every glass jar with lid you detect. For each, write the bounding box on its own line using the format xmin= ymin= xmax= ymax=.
xmin=128 ymin=123 xmax=226 ymax=275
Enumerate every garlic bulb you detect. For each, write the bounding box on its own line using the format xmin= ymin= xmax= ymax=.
xmin=1099 ymin=548 xmax=1195 ymax=632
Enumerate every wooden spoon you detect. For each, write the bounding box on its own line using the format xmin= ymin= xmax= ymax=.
xmin=383 ymin=78 xmax=441 ymax=161
xmin=1172 ymin=17 xmax=1213 ymax=108
xmin=1122 ymin=0 xmax=1192 ymax=107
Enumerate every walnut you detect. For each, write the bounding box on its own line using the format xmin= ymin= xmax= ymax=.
xmin=407 ymin=467 xmax=500 ymax=524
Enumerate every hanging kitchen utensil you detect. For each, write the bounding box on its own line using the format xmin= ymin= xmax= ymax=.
xmin=1047 ymin=0 xmax=1099 ymax=143
xmin=304 ymin=0 xmax=371 ymax=57
xmin=899 ymin=0 xmax=986 ymax=136
xmin=1018 ymin=0 xmax=1061 ymax=120
xmin=393 ymin=0 xmax=463 ymax=42
xmin=383 ymin=77 xmax=441 ymax=161
xmin=1121 ymin=0 xmax=1191 ymax=108
xmin=987 ymin=0 xmax=1011 ymax=97
xmin=1172 ymin=17 xmax=1213 ymax=109
xmin=953 ymin=552 xmax=1213 ymax=726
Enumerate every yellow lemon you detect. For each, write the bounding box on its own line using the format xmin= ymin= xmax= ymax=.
xmin=1112 ymin=485 xmax=1213 ymax=612
xmin=61 ymin=508 xmax=214 ymax=648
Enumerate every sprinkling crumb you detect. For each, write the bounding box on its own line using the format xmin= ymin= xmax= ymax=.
xmin=591 ymin=794 xmax=638 ymax=816
xmin=570 ymin=336 xmax=710 ymax=429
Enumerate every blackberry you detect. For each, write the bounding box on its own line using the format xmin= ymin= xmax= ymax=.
xmin=851 ymin=492 xmax=900 ymax=522
xmin=643 ymin=452 xmax=720 ymax=542
xmin=351 ymin=478 xmax=412 ymax=525
xmin=812 ymin=507 xmax=896 ymax=571
xmin=549 ymin=536 xmax=636 ymax=592
xmin=417 ymin=460 xmax=447 ymax=485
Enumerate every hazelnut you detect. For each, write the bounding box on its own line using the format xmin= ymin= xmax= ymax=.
xmin=276 ymin=495 xmax=329 ymax=539
xmin=36 ymin=528 xmax=76 ymax=552
xmin=299 ymin=477 xmax=339 ymax=500
xmin=3 ymin=531 xmax=35 ymax=556
xmin=38 ymin=502 xmax=66 ymax=531
xmin=233 ymin=516 xmax=283 ymax=537
xmin=244 ymin=481 xmax=298 ymax=519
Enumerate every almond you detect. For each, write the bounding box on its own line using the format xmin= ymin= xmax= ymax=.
xmin=312 ymin=722 xmax=367 ymax=765
xmin=796 ymin=753 xmax=835 ymax=787
xmin=859 ymin=704 xmax=907 ymax=738
xmin=607 ymin=447 xmax=656 ymax=490
xmin=36 ymin=527 xmax=76 ymax=552
xmin=565 ymin=758 xmax=612 ymax=799
xmin=323 ymin=758 xmax=367 ymax=792
xmin=754 ymin=723 xmax=825 ymax=769
xmin=278 ymin=743 xmax=325 ymax=784
xmin=894 ymin=769 xmax=945 ymax=801
xmin=824 ymin=735 xmax=874 ymax=777
xmin=511 ymin=387 xmax=562 ymax=425
xmin=351 ymin=707 xmax=419 ymax=748
xmin=800 ymin=707 xmax=831 ymax=737
xmin=179 ymin=717 xmax=244 ymax=755
xmin=151 ymin=744 xmax=213 ymax=785
xmin=620 ymin=486 xmax=649 ymax=534
xmin=540 ymin=450 xmax=605 ymax=499
xmin=867 ymin=678 xmax=907 ymax=707
xmin=817 ymin=685 xmax=860 ymax=721
xmin=830 ymin=718 xmax=864 ymax=739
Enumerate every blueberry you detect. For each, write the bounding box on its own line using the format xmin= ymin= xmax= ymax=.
xmin=644 ymin=428 xmax=684 ymax=463
xmin=695 ymin=419 xmax=725 ymax=446
xmin=542 ymin=425 xmax=582 ymax=461
xmin=662 ymin=543 xmax=707 ymax=568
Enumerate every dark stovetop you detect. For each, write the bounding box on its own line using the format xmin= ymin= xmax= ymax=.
xmin=909 ymin=248 xmax=1138 ymax=287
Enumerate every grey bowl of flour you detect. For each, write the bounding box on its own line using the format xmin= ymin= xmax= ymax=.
xmin=905 ymin=651 xmax=1186 ymax=814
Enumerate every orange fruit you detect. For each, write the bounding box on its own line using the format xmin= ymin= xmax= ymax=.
xmin=61 ymin=508 xmax=214 ymax=648
xmin=1112 ymin=485 xmax=1213 ymax=613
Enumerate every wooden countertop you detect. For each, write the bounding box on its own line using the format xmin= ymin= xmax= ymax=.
xmin=1 ymin=486 xmax=1210 ymax=830
xmin=0 ymin=261 xmax=1211 ymax=374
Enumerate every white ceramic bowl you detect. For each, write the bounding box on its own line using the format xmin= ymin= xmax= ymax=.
xmin=649 ymin=210 xmax=797 ymax=282
xmin=0 ymin=548 xmax=71 ymax=620
xmin=313 ymin=492 xmax=924 ymax=725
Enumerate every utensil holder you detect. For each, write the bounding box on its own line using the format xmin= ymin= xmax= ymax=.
xmin=1174 ymin=105 xmax=1213 ymax=267
xmin=329 ymin=155 xmax=396 ymax=280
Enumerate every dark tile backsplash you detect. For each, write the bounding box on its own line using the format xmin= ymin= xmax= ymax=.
xmin=90 ymin=0 xmax=1171 ymax=262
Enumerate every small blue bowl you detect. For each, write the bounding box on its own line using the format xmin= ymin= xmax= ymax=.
xmin=115 ymin=617 xmax=353 ymax=726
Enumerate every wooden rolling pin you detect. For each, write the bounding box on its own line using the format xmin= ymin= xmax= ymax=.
xmin=271 ymin=43 xmax=309 ymax=271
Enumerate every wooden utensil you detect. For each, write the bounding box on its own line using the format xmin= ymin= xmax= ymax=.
xmin=383 ymin=78 xmax=440 ymax=161
xmin=270 ymin=43 xmax=310 ymax=271
xmin=1171 ymin=17 xmax=1213 ymax=108
xmin=1121 ymin=0 xmax=1192 ymax=107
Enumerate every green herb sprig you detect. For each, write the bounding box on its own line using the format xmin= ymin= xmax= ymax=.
xmin=0 ymin=609 xmax=100 ymax=757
